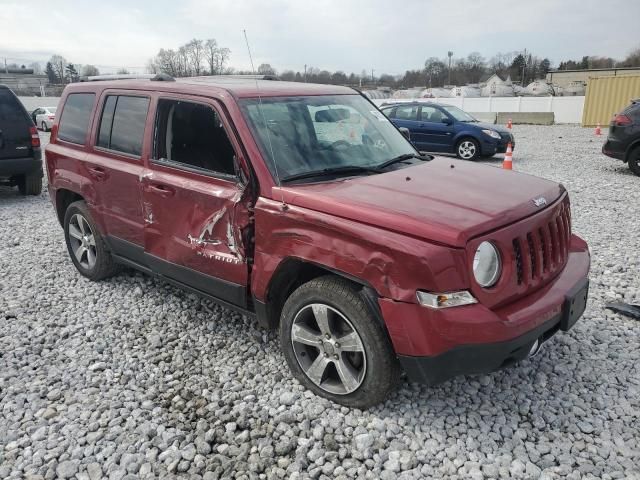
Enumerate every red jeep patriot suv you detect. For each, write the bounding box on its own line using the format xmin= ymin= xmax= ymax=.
xmin=46 ymin=75 xmax=590 ymax=407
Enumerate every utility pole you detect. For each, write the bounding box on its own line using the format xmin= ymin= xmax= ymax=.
xmin=4 ymin=58 xmax=8 ymax=74
xmin=447 ymin=51 xmax=453 ymax=86
xmin=371 ymin=68 xmax=374 ymax=84
xmin=522 ymin=48 xmax=527 ymax=86
xmin=304 ymin=64 xmax=307 ymax=83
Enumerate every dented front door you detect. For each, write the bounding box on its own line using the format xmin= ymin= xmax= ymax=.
xmin=141 ymin=97 xmax=251 ymax=308
xmin=142 ymin=168 xmax=250 ymax=307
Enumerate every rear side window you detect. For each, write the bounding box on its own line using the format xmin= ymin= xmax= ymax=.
xmin=58 ymin=93 xmax=95 ymax=144
xmin=0 ymin=88 xmax=28 ymax=126
xmin=97 ymin=95 xmax=149 ymax=156
xmin=393 ymin=105 xmax=418 ymax=121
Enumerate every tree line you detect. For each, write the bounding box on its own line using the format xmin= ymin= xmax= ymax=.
xmin=37 ymin=42 xmax=640 ymax=89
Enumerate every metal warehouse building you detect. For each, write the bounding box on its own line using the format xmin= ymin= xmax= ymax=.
xmin=546 ymin=67 xmax=640 ymax=88
xmin=582 ymin=75 xmax=640 ymax=127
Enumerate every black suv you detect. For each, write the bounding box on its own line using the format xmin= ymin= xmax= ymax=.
xmin=603 ymin=99 xmax=640 ymax=177
xmin=0 ymin=85 xmax=43 ymax=195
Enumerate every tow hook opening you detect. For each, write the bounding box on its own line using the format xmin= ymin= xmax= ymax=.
xmin=528 ymin=338 xmax=542 ymax=358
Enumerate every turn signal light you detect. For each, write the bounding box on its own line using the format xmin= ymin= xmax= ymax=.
xmin=416 ymin=290 xmax=477 ymax=309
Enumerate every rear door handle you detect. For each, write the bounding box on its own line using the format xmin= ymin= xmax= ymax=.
xmin=149 ymin=183 xmax=175 ymax=197
xmin=87 ymin=166 xmax=106 ymax=179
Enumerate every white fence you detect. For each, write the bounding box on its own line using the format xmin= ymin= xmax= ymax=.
xmin=372 ymin=96 xmax=585 ymax=124
xmin=19 ymin=96 xmax=62 ymax=112
xmin=19 ymin=95 xmax=586 ymax=124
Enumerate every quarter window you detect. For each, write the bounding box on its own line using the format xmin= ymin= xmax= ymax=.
xmin=97 ymin=95 xmax=149 ymax=156
xmin=58 ymin=93 xmax=95 ymax=144
xmin=153 ymin=99 xmax=236 ymax=176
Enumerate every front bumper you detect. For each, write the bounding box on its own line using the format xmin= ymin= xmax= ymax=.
xmin=379 ymin=234 xmax=590 ymax=385
xmin=480 ymin=134 xmax=515 ymax=156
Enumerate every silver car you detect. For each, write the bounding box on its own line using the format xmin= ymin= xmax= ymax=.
xmin=32 ymin=106 xmax=57 ymax=132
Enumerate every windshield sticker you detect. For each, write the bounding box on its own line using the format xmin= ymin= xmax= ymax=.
xmin=370 ymin=110 xmax=388 ymax=122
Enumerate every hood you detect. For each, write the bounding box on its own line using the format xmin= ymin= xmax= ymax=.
xmin=276 ymin=158 xmax=564 ymax=247
xmin=473 ymin=122 xmax=511 ymax=134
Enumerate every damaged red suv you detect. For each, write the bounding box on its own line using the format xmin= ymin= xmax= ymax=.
xmin=46 ymin=75 xmax=590 ymax=407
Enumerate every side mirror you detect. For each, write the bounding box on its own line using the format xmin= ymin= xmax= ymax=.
xmin=399 ymin=127 xmax=411 ymax=141
xmin=441 ymin=117 xmax=453 ymax=125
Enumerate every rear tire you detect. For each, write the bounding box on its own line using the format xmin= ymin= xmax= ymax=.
xmin=63 ymin=200 xmax=119 ymax=281
xmin=41 ymin=121 xmax=48 ymax=132
xmin=456 ymin=137 xmax=480 ymax=161
xmin=279 ymin=275 xmax=400 ymax=408
xmin=18 ymin=173 xmax=42 ymax=196
xmin=628 ymin=146 xmax=640 ymax=177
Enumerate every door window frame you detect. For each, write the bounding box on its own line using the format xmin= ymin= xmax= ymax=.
xmin=150 ymin=95 xmax=241 ymax=183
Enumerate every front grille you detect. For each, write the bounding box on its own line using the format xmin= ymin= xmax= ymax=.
xmin=513 ymin=202 xmax=571 ymax=286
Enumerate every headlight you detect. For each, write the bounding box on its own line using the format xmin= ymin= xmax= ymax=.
xmin=473 ymin=241 xmax=501 ymax=287
xmin=482 ymin=129 xmax=501 ymax=139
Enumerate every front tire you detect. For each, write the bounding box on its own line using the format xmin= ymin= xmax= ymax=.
xmin=18 ymin=173 xmax=42 ymax=196
xmin=628 ymin=146 xmax=640 ymax=177
xmin=456 ymin=137 xmax=480 ymax=161
xmin=279 ymin=276 xmax=400 ymax=408
xmin=63 ymin=201 xmax=119 ymax=281
xmin=41 ymin=121 xmax=48 ymax=132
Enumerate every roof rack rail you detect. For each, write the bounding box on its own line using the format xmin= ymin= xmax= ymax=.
xmin=207 ymin=74 xmax=279 ymax=81
xmin=79 ymin=73 xmax=175 ymax=82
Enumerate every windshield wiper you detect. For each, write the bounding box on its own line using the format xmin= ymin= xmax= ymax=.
xmin=281 ymin=165 xmax=381 ymax=183
xmin=375 ymin=153 xmax=428 ymax=170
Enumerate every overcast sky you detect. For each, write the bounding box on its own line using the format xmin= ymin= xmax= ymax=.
xmin=1 ymin=0 xmax=638 ymax=75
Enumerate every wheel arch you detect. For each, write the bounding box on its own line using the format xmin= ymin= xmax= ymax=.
xmin=55 ymin=188 xmax=84 ymax=226
xmin=255 ymin=257 xmax=384 ymax=332
xmin=624 ymin=139 xmax=640 ymax=163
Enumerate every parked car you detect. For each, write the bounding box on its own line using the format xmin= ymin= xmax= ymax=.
xmin=46 ymin=76 xmax=590 ymax=407
xmin=0 ymin=84 xmax=43 ymax=195
xmin=380 ymin=101 xmax=515 ymax=161
xmin=602 ymin=99 xmax=640 ymax=176
xmin=31 ymin=106 xmax=57 ymax=132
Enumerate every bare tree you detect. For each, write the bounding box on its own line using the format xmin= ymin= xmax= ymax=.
xmin=117 ymin=68 xmax=130 ymax=75
xmin=186 ymin=39 xmax=205 ymax=75
xmin=82 ymin=65 xmax=100 ymax=76
xmin=29 ymin=62 xmax=43 ymax=75
xmin=49 ymin=55 xmax=67 ymax=83
xmin=257 ymin=63 xmax=276 ymax=75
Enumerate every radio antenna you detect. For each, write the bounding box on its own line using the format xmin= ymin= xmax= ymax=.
xmin=243 ymin=29 xmax=286 ymax=209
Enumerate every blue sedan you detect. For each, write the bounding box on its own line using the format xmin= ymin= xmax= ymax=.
xmin=381 ymin=102 xmax=515 ymax=161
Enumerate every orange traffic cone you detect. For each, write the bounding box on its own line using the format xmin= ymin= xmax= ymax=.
xmin=595 ymin=123 xmax=601 ymax=136
xmin=507 ymin=118 xmax=513 ymax=129
xmin=503 ymin=142 xmax=513 ymax=170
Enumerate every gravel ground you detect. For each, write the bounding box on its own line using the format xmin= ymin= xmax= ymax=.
xmin=1 ymin=126 xmax=639 ymax=480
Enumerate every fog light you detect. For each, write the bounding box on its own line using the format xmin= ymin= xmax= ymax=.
xmin=416 ymin=290 xmax=477 ymax=309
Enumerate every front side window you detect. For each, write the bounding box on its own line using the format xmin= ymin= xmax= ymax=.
xmin=240 ymin=94 xmax=416 ymax=180
xmin=153 ymin=99 xmax=236 ymax=176
xmin=440 ymin=105 xmax=477 ymax=123
xmin=97 ymin=95 xmax=149 ymax=156
xmin=420 ymin=106 xmax=445 ymax=122
xmin=58 ymin=93 xmax=95 ymax=144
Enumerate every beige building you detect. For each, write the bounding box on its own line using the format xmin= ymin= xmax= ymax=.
xmin=546 ymin=67 xmax=640 ymax=88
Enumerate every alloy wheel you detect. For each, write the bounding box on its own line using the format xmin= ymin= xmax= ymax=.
xmin=68 ymin=214 xmax=97 ymax=270
xmin=291 ymin=303 xmax=367 ymax=395
xmin=458 ymin=140 xmax=477 ymax=159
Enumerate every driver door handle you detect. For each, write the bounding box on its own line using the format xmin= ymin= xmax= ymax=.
xmin=149 ymin=183 xmax=175 ymax=197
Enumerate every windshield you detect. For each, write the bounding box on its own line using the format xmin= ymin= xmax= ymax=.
xmin=240 ymin=95 xmax=416 ymax=180
xmin=48 ymin=107 xmax=57 ymax=113
xmin=440 ymin=105 xmax=477 ymax=122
